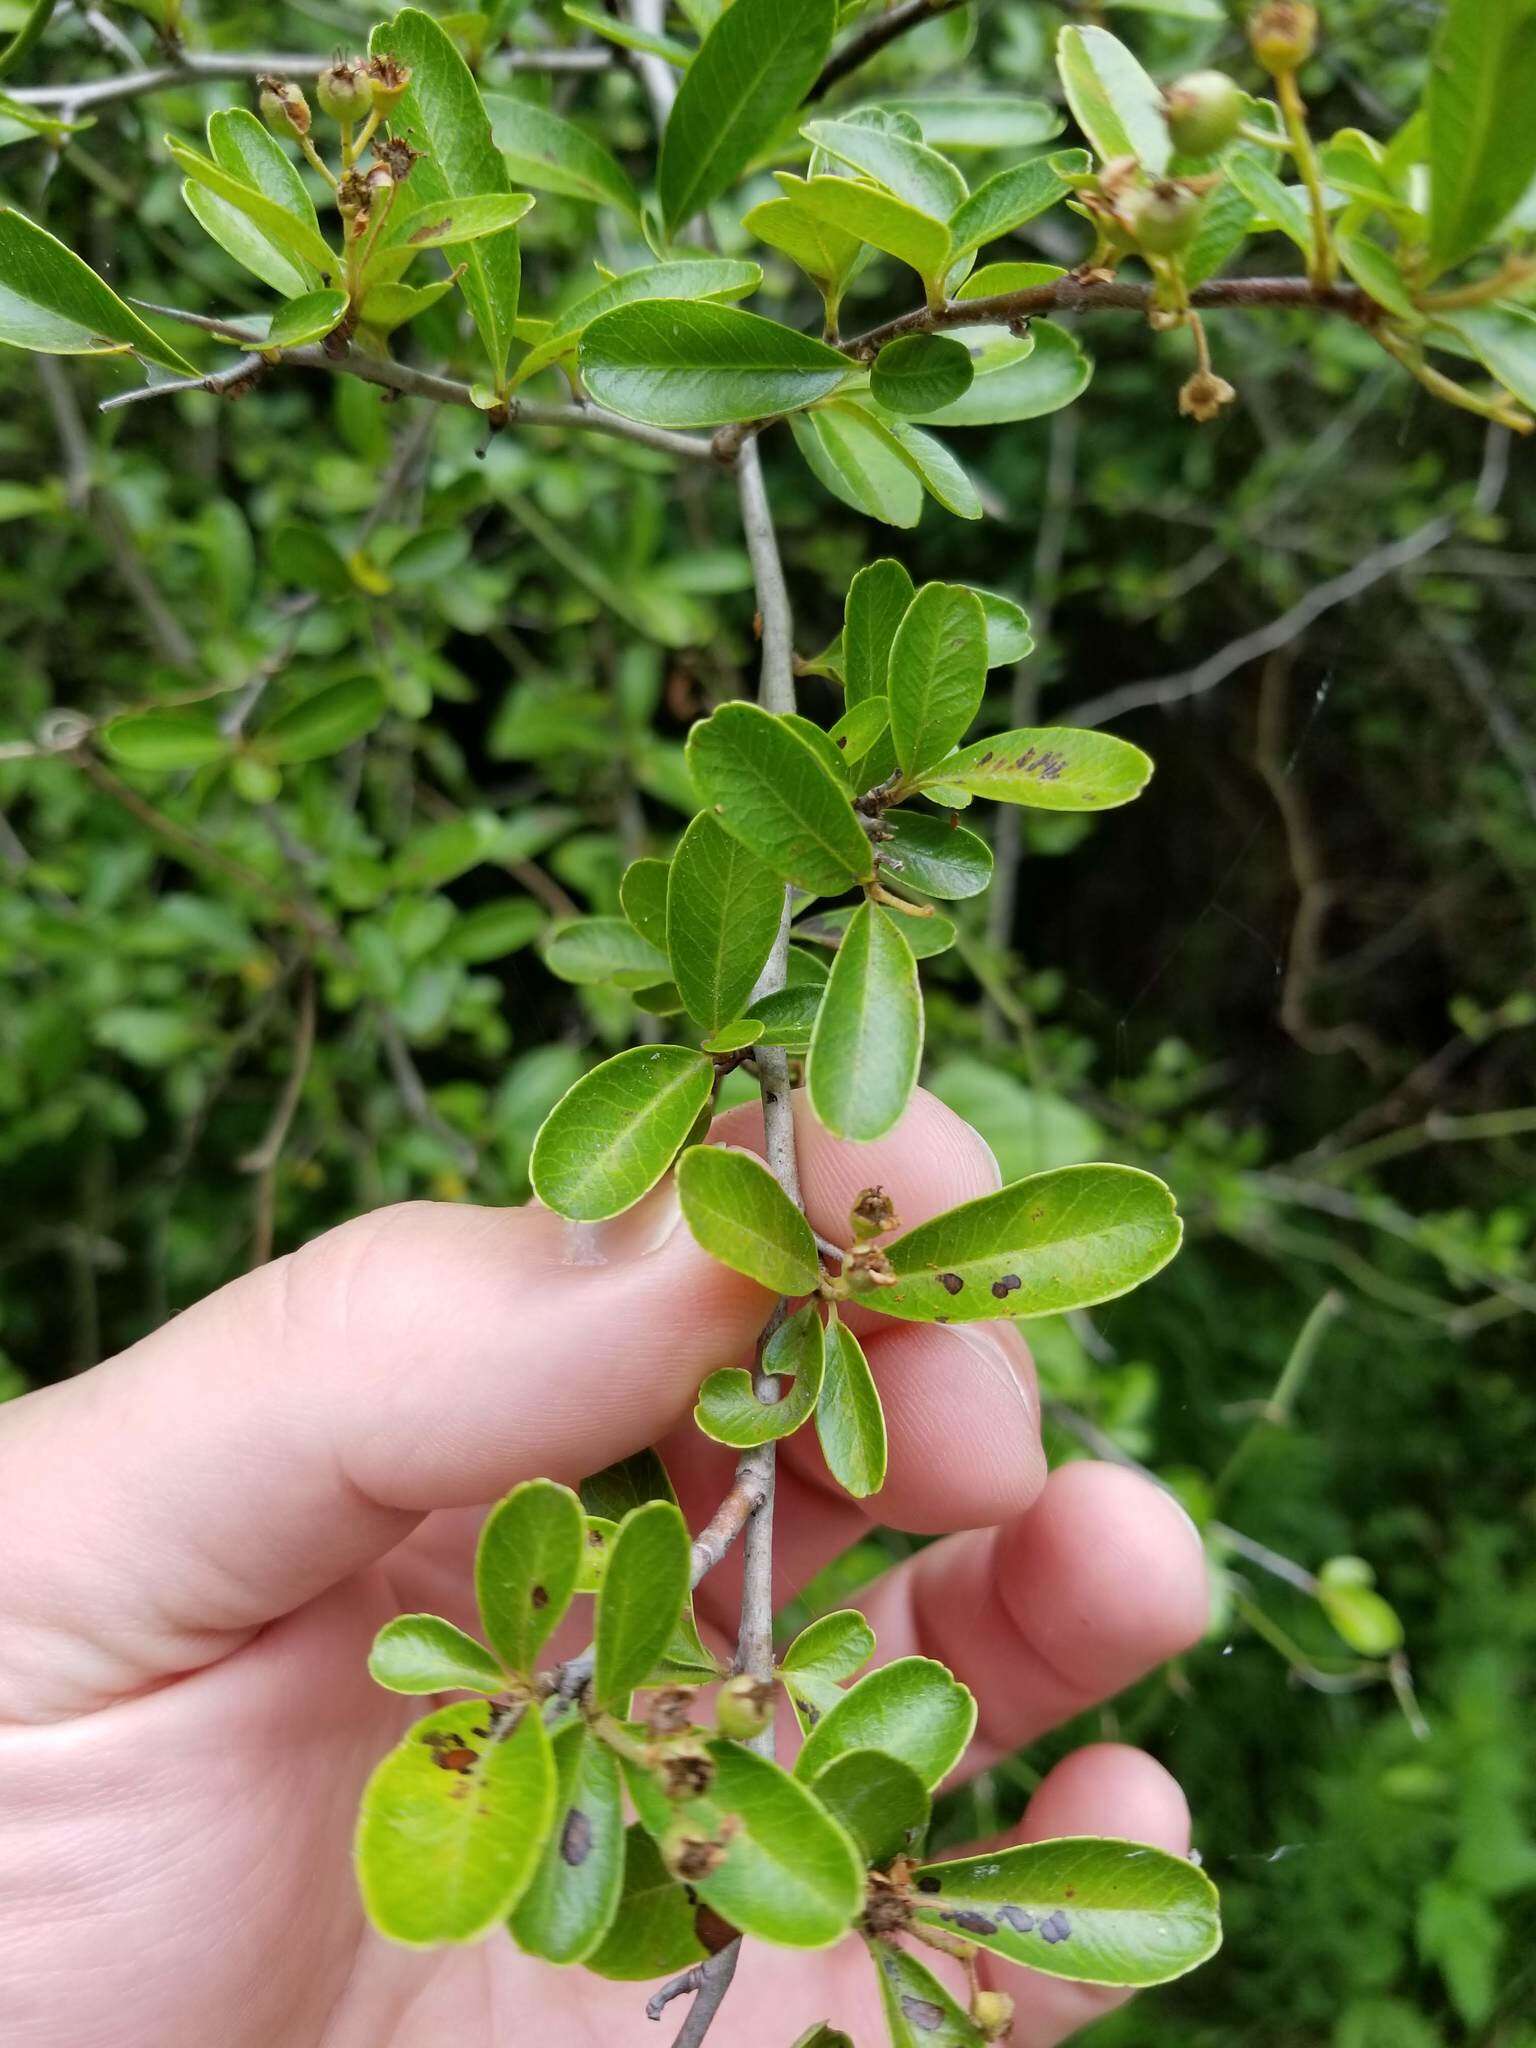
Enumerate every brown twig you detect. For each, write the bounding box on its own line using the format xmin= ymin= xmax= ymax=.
xmin=241 ymin=969 xmax=317 ymax=1267
xmin=810 ymin=0 xmax=971 ymax=101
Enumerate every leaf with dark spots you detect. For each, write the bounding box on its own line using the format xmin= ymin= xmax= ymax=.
xmin=561 ymin=1807 xmax=593 ymax=1868
xmin=901 ymin=1997 xmax=946 ymax=2033
xmin=410 ymin=215 xmax=453 ymax=243
xmin=1041 ymin=1909 xmax=1072 ymax=1943
xmin=937 ymin=1272 xmax=964 ymax=1295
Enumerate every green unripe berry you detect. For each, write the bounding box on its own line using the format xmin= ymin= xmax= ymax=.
xmin=1163 ymin=70 xmax=1245 ymax=157
xmin=317 ymin=58 xmax=374 ymax=125
xmin=257 ymin=75 xmax=310 ymax=139
xmin=367 ymin=54 xmax=412 ymax=113
xmin=1248 ymin=2 xmax=1317 ymax=72
xmin=1126 ymin=182 xmax=1205 ymax=256
xmin=715 ymin=1674 xmax=775 ymax=1742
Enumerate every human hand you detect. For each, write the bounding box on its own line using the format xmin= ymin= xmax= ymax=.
xmin=0 ymin=1090 xmax=1206 ymax=2048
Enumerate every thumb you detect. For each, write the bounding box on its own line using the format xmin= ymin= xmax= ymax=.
xmin=0 ymin=1187 xmax=769 ymax=1722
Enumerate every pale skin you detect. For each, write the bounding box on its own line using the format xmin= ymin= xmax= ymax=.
xmin=0 ymin=1090 xmax=1208 ymax=2048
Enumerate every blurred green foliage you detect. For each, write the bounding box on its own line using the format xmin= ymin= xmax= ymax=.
xmin=1 ymin=0 xmax=1533 ymax=2038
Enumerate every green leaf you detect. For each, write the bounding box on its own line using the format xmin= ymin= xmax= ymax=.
xmin=585 ymin=1825 xmax=707 ymax=1981
xmin=829 ymin=696 xmax=892 ymax=769
xmin=867 ymin=1938 xmax=987 ymax=2047
xmin=918 ymin=723 xmax=1151 ymax=810
xmin=1225 ymin=153 xmax=1313 ymax=260
xmin=1431 ymin=301 xmax=1536 ymax=411
xmin=872 ymin=1163 xmax=1183 ymax=1323
xmin=101 ymin=709 xmax=230 ymax=771
xmin=794 ymin=1655 xmax=975 ymax=1789
xmin=816 ymin=1309 xmax=887 ymax=1499
xmin=167 ymin=139 xmax=337 ymax=281
xmin=871 ymin=334 xmax=974 ymax=417
xmin=380 ymin=191 xmax=535 ymax=253
xmin=181 ymin=179 xmax=315 ymax=300
xmin=972 ymin=588 xmax=1033 ymax=666
xmin=878 ymin=95 xmax=1064 ymax=153
xmin=209 ymin=107 xmax=322 ymax=241
xmin=574 ymin=1517 xmax=617 ymax=1594
xmin=484 ymin=92 xmax=639 ymax=219
xmin=687 ymin=700 xmax=874 ymax=894
xmin=955 ymin=259 xmax=1068 ymax=301
xmin=667 ymin=810 xmax=784 ymax=1031
xmin=790 ymin=401 xmax=925 ymax=529
xmin=508 ymin=1720 xmax=626 ymax=1964
xmin=619 ymin=856 xmax=672 ymax=951
xmin=745 ymin=982 xmax=823 ymax=1052
xmin=530 ymin=1045 xmax=714 ymax=1221
xmin=779 ymin=1608 xmax=877 ymax=1731
xmin=875 ymin=810 xmax=992 ymax=900
xmin=802 ymin=118 xmax=967 ymax=220
xmin=562 ymin=2 xmax=693 ymax=66
xmin=889 ymin=581 xmax=987 ymax=780
xmin=259 ymin=677 xmax=385 ymax=763
xmin=593 ymin=1499 xmax=692 ymax=1710
xmin=793 ymin=2028 xmax=855 ymax=2048
xmin=265 ymin=288 xmax=350 ymax=348
xmin=0 ymin=208 xmax=195 ymax=373
xmin=786 ymin=173 xmax=953 ymax=289
xmin=905 ymin=320 xmax=1090 ymax=427
xmin=808 ymin=900 xmax=923 ymax=1143
xmin=1426 ymin=0 xmax=1536 ymax=273
xmin=356 ymin=1700 xmax=556 ymax=1946
xmin=1056 ymin=23 xmax=1170 ymax=174
xmin=368 ymin=1614 xmax=509 ymax=1696
xmin=852 ymin=407 xmax=983 ymax=523
xmin=1183 ymin=167 xmax=1256 ymax=287
xmin=515 ymin=258 xmax=761 ymax=384
xmin=846 ymin=557 xmax=915 ymax=708
xmin=581 ymin=300 xmax=850 ymax=429
xmin=626 ymin=1739 xmax=864 ymax=1948
xmin=743 ymin=192 xmax=863 ymax=295
xmin=701 ymin=1018 xmax=764 ymax=1053
xmin=796 ymin=901 xmax=956 ymax=962
xmin=810 ymin=1749 xmax=929 ymax=1866
xmin=910 ymin=1836 xmax=1222 ymax=1986
xmin=676 ymin=1143 xmax=820 ymax=1296
xmin=371 ymin=8 xmax=524 ymax=386
xmin=475 ymin=1478 xmax=585 ymax=1678
xmin=1317 ymin=1557 xmax=1405 ymax=1656
xmin=696 ymin=1300 xmax=825 ymax=1448
xmin=579 ymin=1467 xmax=718 ymax=1687
xmin=1335 ymin=233 xmax=1415 ymax=318
xmin=659 ymin=0 xmax=836 ymax=232
xmin=949 ymin=153 xmax=1082 ymax=262
xmin=543 ymin=916 xmax=670 ymax=987
xmin=1417 ymin=1880 xmax=1502 ymax=2028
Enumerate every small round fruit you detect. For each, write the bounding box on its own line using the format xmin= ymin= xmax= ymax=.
xmin=1126 ymin=182 xmax=1205 ymax=255
xmin=1164 ymin=70 xmax=1245 ymax=156
xmin=715 ymin=1675 xmax=775 ymax=1742
xmin=317 ymin=58 xmax=374 ymax=125
xmin=973 ymin=1989 xmax=1015 ymax=2039
xmin=1248 ymin=2 xmax=1317 ymax=72
xmin=367 ymin=55 xmax=412 ymax=112
xmin=258 ymin=75 xmax=310 ymax=138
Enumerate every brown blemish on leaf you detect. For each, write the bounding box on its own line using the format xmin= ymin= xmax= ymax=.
xmin=937 ymin=1271 xmax=964 ymax=1296
xmin=1040 ymin=1909 xmax=1072 ymax=1944
xmin=900 ymin=1995 xmax=946 ymax=2032
xmin=560 ymin=1807 xmax=593 ymax=1867
xmin=432 ymin=1745 xmax=478 ymax=1774
xmin=990 ymin=1273 xmax=1021 ymax=1299
xmin=999 ymin=1904 xmax=1035 ymax=1933
xmin=670 ymin=1834 xmax=727 ymax=1881
xmin=948 ymin=1909 xmax=999 ymax=1935
xmin=409 ymin=215 xmax=453 ymax=244
xmin=530 ymin=1584 xmax=549 ymax=1609
xmin=916 ymin=1875 xmax=942 ymax=1894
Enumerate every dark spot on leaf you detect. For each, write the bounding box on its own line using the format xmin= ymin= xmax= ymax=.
xmin=917 ymin=1875 xmax=942 ymax=1894
xmin=801 ymin=1699 xmax=820 ymax=1727
xmin=950 ymin=1910 xmax=998 ymax=1935
xmin=409 ymin=215 xmax=453 ymax=243
xmin=999 ymin=1905 xmax=1035 ymax=1933
xmin=560 ymin=1807 xmax=592 ymax=1867
xmin=531 ymin=1584 xmax=549 ymax=1609
xmin=432 ymin=1744 xmax=478 ymax=1774
xmin=837 ymin=735 xmax=848 ymax=749
xmin=1065 ymin=1886 xmax=1076 ymax=1898
xmin=990 ymin=1273 xmax=1021 ymax=1298
xmin=900 ymin=1996 xmax=946 ymax=2032
xmin=937 ymin=1271 xmax=964 ymax=1295
xmin=1040 ymin=1909 xmax=1072 ymax=1944
xmin=470 ymin=1726 xmax=489 ymax=1739
xmin=977 ymin=752 xmax=992 ymax=766
xmin=587 ymin=1528 xmax=605 ymax=1547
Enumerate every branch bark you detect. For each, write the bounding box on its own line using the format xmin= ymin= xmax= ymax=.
xmin=810 ymin=0 xmax=970 ymax=102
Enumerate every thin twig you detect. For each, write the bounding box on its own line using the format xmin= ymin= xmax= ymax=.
xmin=810 ymin=0 xmax=971 ymax=101
xmin=241 ymin=969 xmax=317 ymax=1267
xmin=661 ymin=1947 xmax=741 ymax=2044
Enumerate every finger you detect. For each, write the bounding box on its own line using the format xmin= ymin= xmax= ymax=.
xmin=853 ymin=1461 xmax=1209 ymax=1767
xmin=978 ymin=1744 xmax=1193 ymax=2048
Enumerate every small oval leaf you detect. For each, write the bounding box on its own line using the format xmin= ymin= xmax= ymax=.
xmin=871 ymin=333 xmax=975 ymax=418
xmin=368 ymin=1614 xmax=508 ymax=1696
xmin=594 ymin=1499 xmax=692 ymax=1710
xmin=794 ymin=1656 xmax=976 ymax=1790
xmin=807 ymin=901 xmax=924 ymax=1142
xmin=475 ymin=1478 xmax=586 ymax=1679
xmin=530 ymin=1046 xmax=715 ymax=1222
xmin=676 ymin=1144 xmax=821 ymax=1296
xmin=695 ymin=1301 xmax=826 ymax=1448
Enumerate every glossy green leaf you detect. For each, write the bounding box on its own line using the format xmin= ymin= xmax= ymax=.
xmin=676 ymin=1143 xmax=821 ymax=1296
xmin=787 ymin=174 xmax=953 ymax=289
xmin=795 ymin=1655 xmax=975 ymax=1790
xmin=667 ymin=810 xmax=785 ymax=1031
xmin=371 ymin=8 xmax=524 ymax=386
xmin=1426 ymin=0 xmax=1536 ymax=272
xmin=918 ymin=724 xmax=1151 ymax=810
xmin=972 ymin=588 xmax=1033 ymax=666
xmin=581 ymin=299 xmax=850 ymax=428
xmin=381 ymin=192 xmax=535 ymax=253
xmin=1432 ymin=302 xmax=1536 ymax=411
xmin=586 ymin=1824 xmax=707 ymax=1980
xmin=101 ymin=709 xmax=230 ymax=771
xmin=1056 ymin=24 xmax=1170 ymax=173
xmin=779 ymin=1608 xmax=876 ymax=1731
xmin=0 ymin=208 xmax=194 ymax=372
xmin=876 ymin=810 xmax=993 ymax=899
xmin=955 ymin=259 xmax=1068 ymax=301
xmin=619 ymin=856 xmax=671 ymax=951
xmin=484 ymin=92 xmax=640 ymax=219
xmin=1225 ymin=153 xmax=1313 ymax=260
xmin=950 ymin=152 xmax=1083 ymax=261
xmin=687 ymin=700 xmax=874 ymax=894
xmin=515 ymin=259 xmax=761 ymax=383
xmin=696 ymin=1301 xmax=825 ymax=1446
xmin=810 ymin=1748 xmax=929 ymax=1865
xmin=562 ymin=2 xmax=692 ymax=65
xmin=167 ymin=140 xmax=337 ymax=280
xmin=879 ymin=94 xmax=1064 ymax=152
xmin=593 ymin=1499 xmax=692 ymax=1709
xmin=356 ymin=1700 xmax=555 ymax=1946
xmin=530 ymin=1045 xmax=714 ymax=1221
xmin=700 ymin=1018 xmax=764 ymax=1053
xmin=906 ymin=320 xmax=1090 ymax=427
xmin=846 ymin=557 xmax=915 ymax=709
xmin=509 ymin=1719 xmax=626 ymax=1963
xmin=1335 ymin=233 xmax=1415 ymax=319
xmin=792 ymin=2027 xmax=854 ymax=2048
xmin=868 ymin=1937 xmax=986 ymax=2047
xmin=889 ymin=581 xmax=987 ymax=780
xmin=1182 ymin=168 xmax=1256 ymax=287
xmin=261 ymin=677 xmax=385 ymax=763
xmin=181 ymin=108 xmax=330 ymax=297
xmin=911 ymin=1835 xmax=1222 ymax=1986
xmin=874 ymin=1163 xmax=1183 ymax=1322
xmin=876 ymin=414 xmax=983 ymax=522
xmin=368 ymin=1614 xmax=509 ymax=1696
xmin=265 ymin=288 xmax=350 ymax=348
xmin=745 ymin=983 xmax=823 ymax=1052
xmin=829 ymin=696 xmax=892 ymax=770
xmin=445 ymin=898 xmax=545 ymax=963
xmin=808 ymin=900 xmax=923 ymax=1142
xmin=543 ymin=916 xmax=670 ymax=987
xmin=791 ymin=401 xmax=923 ymax=528
xmin=743 ymin=192 xmax=863 ymax=295
xmin=182 ymin=178 xmax=314 ymax=300
xmin=209 ymin=106 xmax=322 ymax=239
xmin=475 ymin=1478 xmax=585 ymax=1678
xmin=578 ymin=1469 xmax=719 ymax=1687
xmin=575 ymin=1517 xmax=617 ymax=1594
xmin=816 ymin=1309 xmax=887 ymax=1499
xmin=626 ymin=1738 xmax=864 ymax=1948
xmin=871 ymin=334 xmax=975 ymax=417
xmin=802 ymin=118 xmax=967 ymax=220
xmin=659 ymin=0 xmax=836 ymax=232
xmin=796 ymin=901 xmax=956 ymax=963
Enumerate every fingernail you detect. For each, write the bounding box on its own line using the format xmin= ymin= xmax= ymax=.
xmin=563 ymin=1180 xmax=685 ymax=1266
xmin=976 ymin=1133 xmax=1004 ymax=1190
xmin=953 ymin=1324 xmax=1036 ymax=1429
xmin=1157 ymin=1484 xmax=1207 ymax=1559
